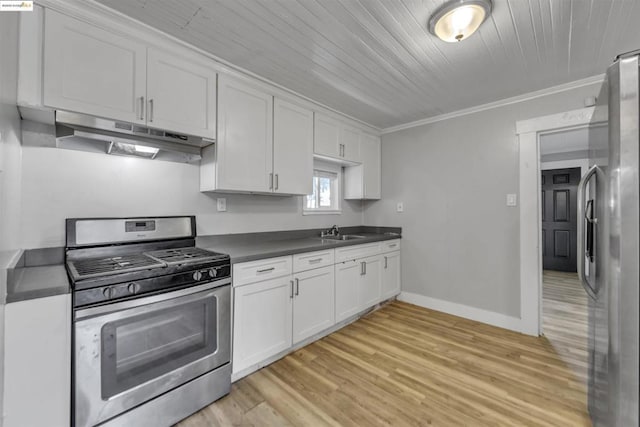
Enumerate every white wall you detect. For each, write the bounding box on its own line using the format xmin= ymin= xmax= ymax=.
xmin=0 ymin=11 xmax=23 ymax=427
xmin=20 ymin=147 xmax=363 ymax=248
xmin=364 ymin=83 xmax=601 ymax=318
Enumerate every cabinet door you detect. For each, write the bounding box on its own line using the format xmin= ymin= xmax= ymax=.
xmin=233 ymin=277 xmax=292 ymax=373
xmin=146 ymin=48 xmax=216 ymax=138
xmin=335 ymin=260 xmax=362 ymax=322
xmin=313 ymin=113 xmax=341 ymax=158
xmin=361 ymin=133 xmax=381 ymax=199
xmin=381 ymin=251 xmax=401 ymax=300
xmin=273 ymin=98 xmax=313 ymax=195
xmin=4 ymin=295 xmax=71 ymax=427
xmin=340 ymin=124 xmax=361 ymax=162
xmin=43 ymin=10 xmax=146 ymax=123
xmin=217 ymin=75 xmax=273 ymax=192
xmin=360 ymin=255 xmax=382 ymax=310
xmin=292 ymin=266 xmax=335 ymax=344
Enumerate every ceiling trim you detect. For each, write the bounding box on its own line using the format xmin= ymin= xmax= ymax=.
xmin=381 ymin=74 xmax=605 ymax=134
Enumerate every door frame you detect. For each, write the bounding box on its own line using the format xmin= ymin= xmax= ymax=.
xmin=516 ymin=107 xmax=603 ymax=335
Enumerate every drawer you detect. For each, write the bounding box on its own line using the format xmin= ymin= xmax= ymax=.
xmin=293 ymin=249 xmax=335 ymax=273
xmin=233 ymin=256 xmax=292 ymax=287
xmin=335 ymin=242 xmax=381 ymax=263
xmin=381 ymin=239 xmax=401 ymax=253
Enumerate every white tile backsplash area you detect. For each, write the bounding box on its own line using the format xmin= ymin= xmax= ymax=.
xmin=20 ymin=146 xmax=364 ymax=248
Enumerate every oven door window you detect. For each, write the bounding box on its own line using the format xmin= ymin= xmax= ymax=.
xmin=101 ymin=297 xmax=217 ymax=399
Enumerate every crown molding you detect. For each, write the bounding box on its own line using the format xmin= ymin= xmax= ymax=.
xmin=382 ymin=74 xmax=605 ymax=134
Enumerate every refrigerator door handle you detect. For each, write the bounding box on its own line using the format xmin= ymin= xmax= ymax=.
xmin=577 ymin=165 xmax=599 ymax=300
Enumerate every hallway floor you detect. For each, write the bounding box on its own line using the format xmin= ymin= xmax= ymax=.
xmin=542 ymin=270 xmax=589 ymax=387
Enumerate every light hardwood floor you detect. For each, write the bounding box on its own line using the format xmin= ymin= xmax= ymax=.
xmin=542 ymin=270 xmax=589 ymax=386
xmin=178 ymin=297 xmax=590 ymax=426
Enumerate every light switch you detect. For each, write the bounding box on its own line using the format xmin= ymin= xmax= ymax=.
xmin=217 ymin=198 xmax=227 ymax=212
xmin=397 ymin=202 xmax=404 ymax=213
xmin=506 ymin=194 xmax=517 ymax=207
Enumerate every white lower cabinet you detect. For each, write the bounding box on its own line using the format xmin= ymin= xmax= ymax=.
xmin=381 ymin=251 xmax=401 ymax=300
xmin=359 ymin=255 xmax=382 ymax=310
xmin=335 ymin=259 xmax=362 ymax=322
xmin=292 ymin=266 xmax=335 ymax=344
xmin=232 ymin=276 xmax=293 ymax=373
xmin=4 ymin=294 xmax=71 ymax=427
xmin=233 ymin=241 xmax=401 ymax=378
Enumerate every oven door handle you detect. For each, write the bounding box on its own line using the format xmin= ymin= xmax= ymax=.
xmin=75 ymin=279 xmax=231 ymax=321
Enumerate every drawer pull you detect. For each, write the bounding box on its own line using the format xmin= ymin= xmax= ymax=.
xmin=308 ymin=258 xmax=323 ymax=264
xmin=388 ymin=244 xmax=397 ymax=248
xmin=256 ymin=267 xmax=275 ymax=273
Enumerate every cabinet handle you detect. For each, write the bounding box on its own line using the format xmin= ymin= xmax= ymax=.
xmin=148 ymin=99 xmax=154 ymax=122
xmin=269 ymin=173 xmax=273 ymax=190
xmin=364 ymin=261 xmax=367 ymax=275
xmin=389 ymin=244 xmax=397 ymax=248
xmin=290 ymin=280 xmax=294 ymax=299
xmin=384 ymin=256 xmax=388 ymax=269
xmin=295 ymin=278 xmax=299 ymax=296
xmin=340 ymin=144 xmax=344 ymax=157
xmin=308 ymin=258 xmax=322 ymax=264
xmin=275 ymin=174 xmax=279 ymax=191
xmin=139 ymin=96 xmax=144 ymax=120
xmin=360 ymin=261 xmax=365 ymax=275
xmin=256 ymin=267 xmax=275 ymax=273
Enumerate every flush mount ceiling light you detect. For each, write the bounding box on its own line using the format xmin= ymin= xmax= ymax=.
xmin=428 ymin=0 xmax=492 ymax=43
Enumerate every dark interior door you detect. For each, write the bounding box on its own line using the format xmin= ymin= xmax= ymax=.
xmin=541 ymin=167 xmax=581 ymax=271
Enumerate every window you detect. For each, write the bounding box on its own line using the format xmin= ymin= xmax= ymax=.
xmin=304 ymin=166 xmax=341 ymax=214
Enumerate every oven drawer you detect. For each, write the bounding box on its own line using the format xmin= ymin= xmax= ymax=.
xmin=381 ymin=239 xmax=401 ymax=253
xmin=293 ymin=249 xmax=335 ymax=273
xmin=232 ymin=256 xmax=292 ymax=287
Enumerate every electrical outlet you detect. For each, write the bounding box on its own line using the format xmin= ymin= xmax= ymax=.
xmin=506 ymin=194 xmax=517 ymax=207
xmin=217 ymin=198 xmax=227 ymax=212
xmin=396 ymin=202 xmax=404 ymax=213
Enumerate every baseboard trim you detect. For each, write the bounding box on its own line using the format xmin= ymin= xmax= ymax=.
xmin=397 ymin=291 xmax=525 ymax=334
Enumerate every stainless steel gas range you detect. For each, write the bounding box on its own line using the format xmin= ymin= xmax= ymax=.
xmin=66 ymin=216 xmax=231 ymax=427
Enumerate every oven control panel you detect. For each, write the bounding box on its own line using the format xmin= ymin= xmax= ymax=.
xmin=74 ymin=263 xmax=231 ymax=308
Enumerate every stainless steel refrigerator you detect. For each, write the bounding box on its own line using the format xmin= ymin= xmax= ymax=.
xmin=580 ymin=50 xmax=639 ymax=426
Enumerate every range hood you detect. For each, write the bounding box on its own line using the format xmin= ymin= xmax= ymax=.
xmin=53 ymin=111 xmax=213 ymax=163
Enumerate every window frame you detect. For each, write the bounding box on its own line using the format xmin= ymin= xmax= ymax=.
xmin=303 ymin=162 xmax=342 ymax=215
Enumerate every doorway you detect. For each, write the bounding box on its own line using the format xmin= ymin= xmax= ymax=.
xmin=539 ymin=130 xmax=590 ymax=387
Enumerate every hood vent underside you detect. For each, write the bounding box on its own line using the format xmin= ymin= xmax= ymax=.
xmin=53 ymin=111 xmax=213 ymax=163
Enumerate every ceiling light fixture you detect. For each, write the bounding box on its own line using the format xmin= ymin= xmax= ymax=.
xmin=428 ymin=0 xmax=492 ymax=43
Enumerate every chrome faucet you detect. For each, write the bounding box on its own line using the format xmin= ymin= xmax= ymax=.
xmin=321 ymin=225 xmax=340 ymax=237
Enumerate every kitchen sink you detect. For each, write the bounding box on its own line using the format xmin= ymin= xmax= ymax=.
xmin=320 ymin=234 xmax=366 ymax=241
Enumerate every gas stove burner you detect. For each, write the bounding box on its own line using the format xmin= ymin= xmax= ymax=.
xmin=67 ymin=254 xmax=164 ymax=281
xmin=145 ymin=247 xmax=227 ymax=266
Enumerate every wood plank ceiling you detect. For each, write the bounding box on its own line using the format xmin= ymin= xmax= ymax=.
xmin=94 ymin=0 xmax=640 ymax=129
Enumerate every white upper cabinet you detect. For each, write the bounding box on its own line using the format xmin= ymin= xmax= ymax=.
xmin=313 ymin=113 xmax=361 ymax=163
xmin=202 ymin=80 xmax=314 ymax=195
xmin=273 ymin=98 xmax=313 ymax=195
xmin=313 ymin=113 xmax=341 ymax=159
xmin=43 ymin=9 xmax=146 ymax=124
xmin=215 ymin=75 xmax=274 ymax=193
xmin=146 ymin=48 xmax=216 ymax=139
xmin=340 ymin=124 xmax=361 ymax=163
xmin=42 ymin=10 xmax=216 ymax=138
xmin=344 ymin=133 xmax=381 ymax=200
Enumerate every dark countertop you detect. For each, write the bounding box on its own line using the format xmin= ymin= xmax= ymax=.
xmin=197 ymin=226 xmax=401 ymax=264
xmin=6 ymin=247 xmax=70 ymax=303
